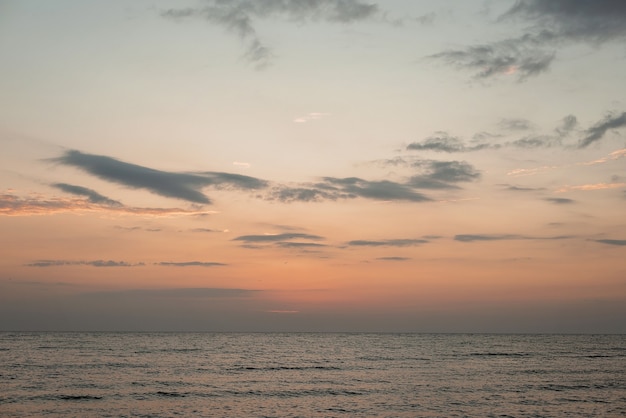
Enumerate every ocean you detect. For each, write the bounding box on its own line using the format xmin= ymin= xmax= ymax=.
xmin=1 ymin=333 xmax=624 ymax=417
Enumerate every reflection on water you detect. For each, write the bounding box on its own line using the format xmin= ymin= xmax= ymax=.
xmin=1 ymin=333 xmax=624 ymax=417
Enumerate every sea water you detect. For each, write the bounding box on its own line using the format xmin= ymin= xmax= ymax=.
xmin=1 ymin=333 xmax=624 ymax=417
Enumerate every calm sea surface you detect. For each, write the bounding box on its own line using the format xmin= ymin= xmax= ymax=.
xmin=0 ymin=333 xmax=624 ymax=417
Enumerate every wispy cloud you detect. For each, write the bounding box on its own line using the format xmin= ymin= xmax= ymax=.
xmin=51 ymin=183 xmax=121 ymax=206
xmin=407 ymin=132 xmax=494 ymax=153
xmin=578 ymin=112 xmax=626 ymax=148
xmin=555 ymin=183 xmax=626 ymax=193
xmin=431 ymin=0 xmax=626 ymax=81
xmin=454 ymin=234 xmax=572 ymax=242
xmin=594 ymin=239 xmax=626 ymax=246
xmin=293 ymin=112 xmax=331 ymax=123
xmin=0 ymin=192 xmax=216 ymax=217
xmin=544 ymin=197 xmax=576 ymax=205
xmin=346 ymin=238 xmax=428 ymax=247
xmin=269 ymin=177 xmax=433 ymax=203
xmin=407 ymin=114 xmax=580 ymax=153
xmin=376 ymin=256 xmax=411 ymax=261
xmin=233 ymin=232 xmax=324 ymax=243
xmin=275 ymin=242 xmax=328 ymax=249
xmin=162 ymin=0 xmax=382 ymax=69
xmin=26 ymin=260 xmax=142 ymax=267
xmin=508 ymin=147 xmax=626 ymax=178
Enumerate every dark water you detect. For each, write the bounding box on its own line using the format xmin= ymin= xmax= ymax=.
xmin=0 ymin=333 xmax=624 ymax=417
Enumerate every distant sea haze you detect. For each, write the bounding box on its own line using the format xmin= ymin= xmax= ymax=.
xmin=1 ymin=333 xmax=624 ymax=417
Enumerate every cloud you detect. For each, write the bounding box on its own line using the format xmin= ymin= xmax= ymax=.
xmin=275 ymin=242 xmax=328 ymax=248
xmin=51 ymin=183 xmax=122 ymax=206
xmin=0 ymin=192 xmax=216 ymax=217
xmin=156 ymin=261 xmax=226 ymax=267
xmin=269 ymin=177 xmax=433 ymax=203
xmin=502 ymin=185 xmax=544 ymax=192
xmin=364 ymin=158 xmax=482 ymax=194
xmin=409 ymin=160 xmax=480 ymax=188
xmin=346 ymin=238 xmax=428 ymax=247
xmin=406 ymin=132 xmax=493 ymax=153
xmin=376 ymin=256 xmax=411 ymax=261
xmin=293 ymin=112 xmax=331 ymax=123
xmin=555 ymin=183 xmax=626 ymax=193
xmin=499 ymin=118 xmax=532 ymax=131
xmin=52 ymin=150 xmax=267 ymax=204
xmin=26 ymin=260 xmax=141 ymax=267
xmin=594 ymin=239 xmax=626 ymax=246
xmin=415 ymin=12 xmax=435 ymax=26
xmin=190 ymin=228 xmax=224 ymax=233
xmin=408 ymin=114 xmax=581 ymax=153
xmin=431 ymin=0 xmax=626 ymax=81
xmin=322 ymin=177 xmax=432 ymax=201
xmin=430 ymin=39 xmax=555 ymax=81
xmin=233 ymin=232 xmax=324 ymax=243
xmin=556 ymin=114 xmax=578 ymax=136
xmin=580 ymin=148 xmax=626 ymax=165
xmin=578 ymin=112 xmax=626 ymax=148
xmin=454 ymin=234 xmax=572 ymax=242
xmin=503 ymin=0 xmax=626 ymax=43
xmin=162 ymin=0 xmax=382 ymax=69
xmin=545 ymin=197 xmax=576 ymax=204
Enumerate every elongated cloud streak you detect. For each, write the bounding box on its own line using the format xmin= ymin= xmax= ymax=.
xmin=52 ymin=150 xmax=267 ymax=204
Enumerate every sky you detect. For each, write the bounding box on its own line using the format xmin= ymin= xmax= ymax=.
xmin=1 ymin=0 xmax=625 ymax=333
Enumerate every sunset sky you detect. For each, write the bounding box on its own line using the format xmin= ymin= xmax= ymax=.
xmin=1 ymin=0 xmax=625 ymax=332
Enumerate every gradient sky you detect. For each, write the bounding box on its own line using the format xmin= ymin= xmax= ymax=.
xmin=1 ymin=0 xmax=625 ymax=332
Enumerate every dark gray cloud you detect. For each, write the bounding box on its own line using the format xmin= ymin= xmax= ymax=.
xmin=268 ymin=186 xmax=353 ymax=203
xmin=430 ymin=40 xmax=555 ymax=81
xmin=190 ymin=228 xmax=221 ymax=233
xmin=52 ymin=183 xmax=121 ymax=206
xmin=431 ymin=0 xmax=626 ymax=80
xmin=545 ymin=197 xmax=575 ymax=205
xmin=270 ymin=176 xmax=432 ymax=203
xmin=594 ymin=239 xmax=626 ymax=246
xmin=409 ymin=160 xmax=480 ymax=188
xmin=162 ymin=0 xmax=382 ymax=69
xmin=376 ymin=256 xmax=411 ymax=261
xmin=26 ymin=260 xmax=140 ymax=267
xmin=508 ymin=134 xmax=562 ymax=149
xmin=346 ymin=238 xmax=428 ymax=247
xmin=455 ymin=234 xmax=572 ymax=242
xmin=156 ymin=261 xmax=226 ymax=267
xmin=407 ymin=132 xmax=493 ymax=153
xmin=275 ymin=242 xmax=328 ymax=248
xmin=366 ymin=158 xmax=481 ymax=193
xmin=578 ymin=112 xmax=626 ymax=148
xmin=454 ymin=234 xmax=522 ymax=243
xmin=504 ymin=0 xmax=626 ymax=42
xmin=233 ymin=232 xmax=324 ymax=243
xmin=502 ymin=185 xmax=544 ymax=192
xmin=408 ymin=114 xmax=581 ymax=153
xmin=322 ymin=177 xmax=432 ymax=202
xmin=52 ymin=150 xmax=267 ymax=204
